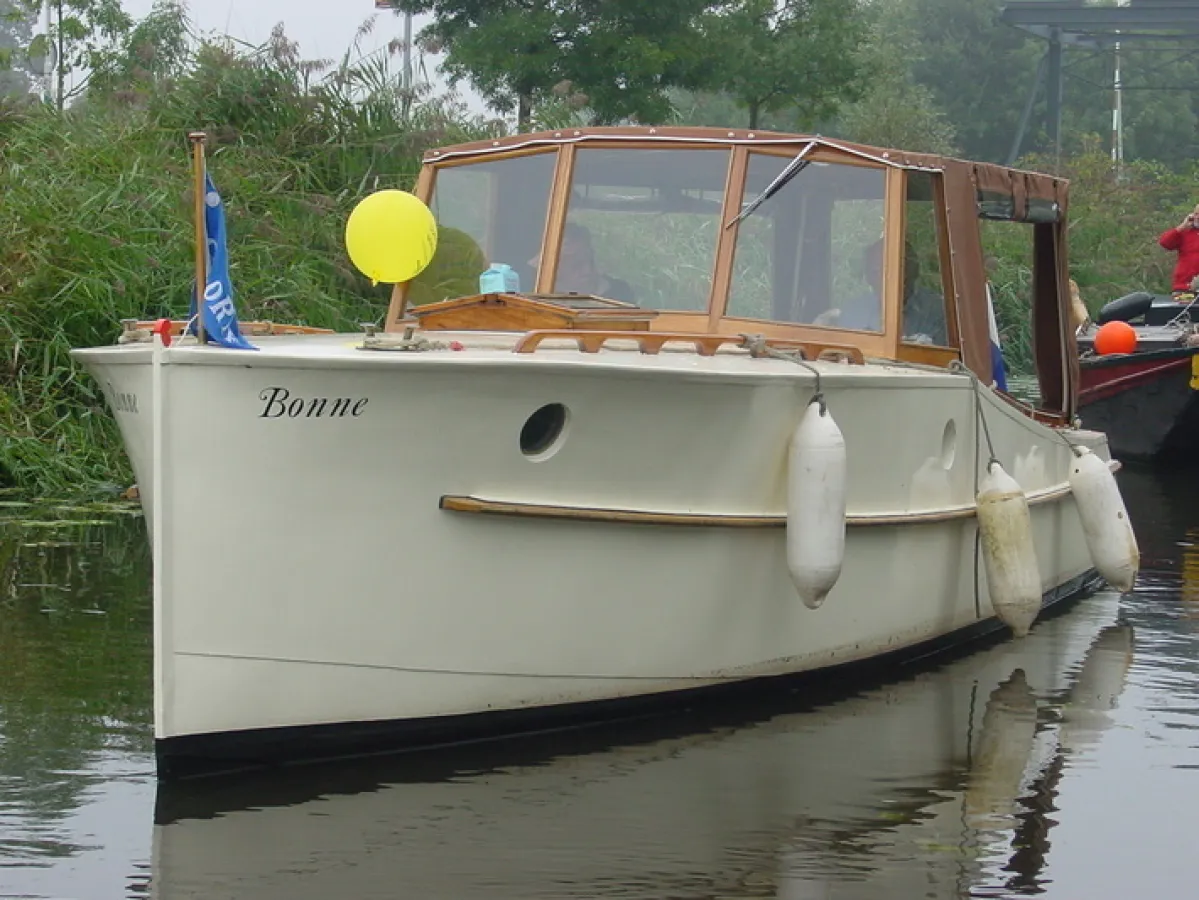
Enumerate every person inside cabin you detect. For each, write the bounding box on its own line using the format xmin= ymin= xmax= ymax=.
xmin=813 ymin=238 xmax=884 ymax=331
xmin=1159 ymin=204 xmax=1199 ymax=301
xmin=528 ymin=222 xmax=636 ymax=302
xmin=900 ymin=246 xmax=948 ymax=346
xmin=815 ymin=238 xmax=946 ymax=344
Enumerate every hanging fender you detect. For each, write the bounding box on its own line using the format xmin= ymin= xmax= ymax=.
xmin=1068 ymin=446 xmax=1139 ymax=593
xmin=786 ymin=396 xmax=847 ymax=609
xmin=977 ymin=460 xmax=1042 ymax=638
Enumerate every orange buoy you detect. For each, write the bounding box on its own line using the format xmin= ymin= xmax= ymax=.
xmin=1094 ymin=320 xmax=1138 ymax=355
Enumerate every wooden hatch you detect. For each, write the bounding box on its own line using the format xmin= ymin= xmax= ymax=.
xmin=407 ymin=292 xmax=659 ymax=332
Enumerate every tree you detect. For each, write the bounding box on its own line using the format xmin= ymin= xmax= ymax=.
xmin=385 ymin=0 xmax=711 ymax=128
xmin=830 ymin=16 xmax=958 ymax=155
xmin=15 ymin=0 xmax=131 ymax=109
xmin=872 ymin=0 xmax=1041 ymax=162
xmin=86 ymin=0 xmax=190 ymax=98
xmin=698 ymin=0 xmax=866 ymax=130
xmin=0 ymin=0 xmax=33 ymax=98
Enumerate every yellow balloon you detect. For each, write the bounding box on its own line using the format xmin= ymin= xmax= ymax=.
xmin=344 ymin=189 xmax=438 ymax=284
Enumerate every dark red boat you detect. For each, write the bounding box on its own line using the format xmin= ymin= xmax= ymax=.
xmin=1076 ymin=291 xmax=1199 ymax=463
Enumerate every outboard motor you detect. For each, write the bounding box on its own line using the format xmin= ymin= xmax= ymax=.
xmin=1095 ymin=291 xmax=1154 ymax=325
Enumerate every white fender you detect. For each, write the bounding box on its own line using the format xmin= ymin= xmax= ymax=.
xmin=963 ymin=670 xmax=1039 ymax=832
xmin=977 ymin=461 xmax=1042 ymax=637
xmin=787 ymin=397 xmax=847 ymax=609
xmin=1068 ymin=446 xmax=1140 ymax=592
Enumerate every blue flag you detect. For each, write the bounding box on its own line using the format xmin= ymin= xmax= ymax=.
xmin=187 ymin=173 xmax=257 ymax=350
xmin=985 ymin=283 xmax=1008 ymax=392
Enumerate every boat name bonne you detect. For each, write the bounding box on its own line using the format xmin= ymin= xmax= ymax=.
xmin=107 ymin=383 xmax=139 ymax=414
xmin=258 ymin=387 xmax=369 ymax=419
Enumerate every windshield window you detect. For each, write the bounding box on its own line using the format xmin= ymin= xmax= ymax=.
xmin=552 ymin=148 xmax=730 ymax=311
xmin=727 ymin=154 xmax=886 ymax=332
xmin=902 ymin=171 xmax=952 ymax=346
xmin=407 ymin=151 xmax=557 ymax=306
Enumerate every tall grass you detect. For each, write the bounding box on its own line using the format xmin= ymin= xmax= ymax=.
xmin=0 ymin=15 xmax=499 ymax=496
xmin=1 ymin=9 xmax=1192 ymax=498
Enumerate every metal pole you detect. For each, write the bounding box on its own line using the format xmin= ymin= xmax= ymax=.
xmin=1006 ymin=51 xmax=1048 ymax=166
xmin=1047 ymin=32 xmax=1063 ymax=165
xmin=1113 ymin=0 xmax=1128 ymax=179
xmin=188 ymin=132 xmax=208 ymax=346
xmin=403 ymin=12 xmax=413 ymax=92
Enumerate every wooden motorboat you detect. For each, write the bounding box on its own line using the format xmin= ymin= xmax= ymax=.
xmin=1076 ymin=290 xmax=1199 ymax=463
xmin=70 ymin=127 xmax=1137 ymax=778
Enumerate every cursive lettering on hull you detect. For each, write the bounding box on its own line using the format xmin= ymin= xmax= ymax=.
xmin=258 ymin=387 xmax=369 ymax=419
xmin=107 ymin=383 xmax=139 ymax=414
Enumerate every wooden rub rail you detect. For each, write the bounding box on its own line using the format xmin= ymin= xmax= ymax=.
xmin=439 ymin=473 xmax=1104 ymax=529
xmin=119 ymin=319 xmax=334 ymax=340
xmin=511 ymin=329 xmax=866 ymax=363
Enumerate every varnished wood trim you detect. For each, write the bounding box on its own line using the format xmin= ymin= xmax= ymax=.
xmin=440 ymin=495 xmax=783 ymax=527
xmin=416 ymin=128 xmax=1067 ymax=204
xmin=427 ymin=146 xmax=561 ymax=168
xmin=649 ymin=311 xmax=717 ymax=332
xmin=538 ymin=144 xmax=577 ymax=293
xmin=511 ymin=329 xmax=865 ymax=362
xmin=882 ymin=168 xmax=906 ymax=359
xmin=741 ymin=144 xmax=890 ymax=170
xmin=438 ymin=464 xmax=1118 ymax=529
xmin=708 ymin=145 xmax=748 ymax=327
xmin=715 ymin=317 xmax=891 ymax=358
xmin=993 ymin=388 xmax=1070 ymax=426
xmin=386 ymin=164 xmax=437 ymax=330
xmin=125 ymin=320 xmax=334 ymax=336
xmin=896 ymin=344 xmax=960 ymax=368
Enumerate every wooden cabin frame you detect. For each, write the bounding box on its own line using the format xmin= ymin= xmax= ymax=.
xmin=384 ymin=127 xmax=1078 ymax=423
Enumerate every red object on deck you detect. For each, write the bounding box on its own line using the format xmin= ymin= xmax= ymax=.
xmin=1093 ymin=320 xmax=1138 ymax=355
xmin=152 ymin=318 xmax=173 ymax=347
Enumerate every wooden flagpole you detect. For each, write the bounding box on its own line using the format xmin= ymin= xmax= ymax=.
xmin=188 ymin=131 xmax=208 ymax=345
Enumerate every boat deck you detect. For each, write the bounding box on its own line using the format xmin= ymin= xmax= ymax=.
xmin=73 ymin=330 xmax=972 ymax=387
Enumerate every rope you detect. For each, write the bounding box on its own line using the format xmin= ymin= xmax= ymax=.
xmin=947 ymin=360 xmax=1000 ymax=471
xmin=359 ymin=324 xmax=447 ymax=352
xmin=737 ymin=333 xmax=826 ymax=412
xmin=947 ymin=358 xmax=1085 ymax=462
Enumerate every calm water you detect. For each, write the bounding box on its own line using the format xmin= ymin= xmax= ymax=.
xmin=2 ymin=467 xmax=1198 ymax=900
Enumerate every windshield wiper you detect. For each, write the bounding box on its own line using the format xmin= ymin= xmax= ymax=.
xmin=727 ymin=140 xmax=817 ymax=227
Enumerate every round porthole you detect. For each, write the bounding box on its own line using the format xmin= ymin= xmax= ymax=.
xmin=520 ymin=403 xmax=569 ymax=459
xmin=940 ymin=419 xmax=957 ymax=470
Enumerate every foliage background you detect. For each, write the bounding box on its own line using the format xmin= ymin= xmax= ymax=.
xmin=1 ymin=0 xmax=1197 ymax=495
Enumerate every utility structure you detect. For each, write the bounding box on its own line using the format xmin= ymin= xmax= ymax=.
xmin=374 ymin=1 xmax=415 ymax=95
xmin=1000 ymin=0 xmax=1199 ymax=170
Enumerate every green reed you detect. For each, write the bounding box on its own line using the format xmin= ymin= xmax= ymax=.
xmin=1 ymin=25 xmax=1191 ymax=498
xmin=0 ymin=27 xmax=498 ymax=498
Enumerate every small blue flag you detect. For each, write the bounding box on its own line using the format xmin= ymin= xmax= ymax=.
xmin=986 ymin=283 xmax=1008 ymax=392
xmin=187 ymin=173 xmax=257 ymax=350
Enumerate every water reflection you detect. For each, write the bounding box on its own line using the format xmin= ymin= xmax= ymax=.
xmin=0 ymin=511 xmax=153 ymax=899
xmin=13 ymin=466 xmax=1199 ymax=899
xmin=150 ymin=593 xmax=1132 ymax=899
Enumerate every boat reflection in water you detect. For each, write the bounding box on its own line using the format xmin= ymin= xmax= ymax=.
xmin=151 ymin=593 xmax=1132 ymax=899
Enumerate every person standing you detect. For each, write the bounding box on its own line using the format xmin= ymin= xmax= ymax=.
xmin=1158 ymin=204 xmax=1199 ymax=299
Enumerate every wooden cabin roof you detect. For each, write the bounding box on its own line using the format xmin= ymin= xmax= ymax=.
xmin=421 ymin=126 xmax=1069 ymax=209
xmin=406 ymin=126 xmax=1078 ymax=420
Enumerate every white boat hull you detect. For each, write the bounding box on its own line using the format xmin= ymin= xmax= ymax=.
xmin=73 ymin=333 xmax=1111 ymax=774
xmin=150 ymin=591 xmax=1132 ymax=898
